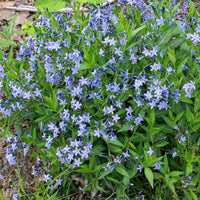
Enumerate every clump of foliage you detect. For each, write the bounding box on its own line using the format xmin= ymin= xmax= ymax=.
xmin=0 ymin=0 xmax=200 ymax=199
xmin=0 ymin=15 xmax=20 ymax=57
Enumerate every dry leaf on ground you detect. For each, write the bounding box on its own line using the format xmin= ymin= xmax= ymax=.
xmin=0 ymin=1 xmax=16 ymax=10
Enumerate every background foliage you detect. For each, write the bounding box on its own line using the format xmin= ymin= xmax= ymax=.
xmin=0 ymin=0 xmax=199 ymax=200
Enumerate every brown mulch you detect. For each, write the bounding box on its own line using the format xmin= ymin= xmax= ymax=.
xmin=0 ymin=137 xmax=44 ymax=199
xmin=193 ymin=0 xmax=200 ymax=14
xmin=0 ymin=0 xmax=36 ymax=45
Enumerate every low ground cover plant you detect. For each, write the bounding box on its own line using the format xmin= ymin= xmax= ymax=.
xmin=0 ymin=0 xmax=199 ymax=199
xmin=0 ymin=15 xmax=20 ymax=58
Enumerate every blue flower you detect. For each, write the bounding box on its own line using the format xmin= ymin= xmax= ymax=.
xmin=12 ymin=194 xmax=19 ymax=200
xmin=123 ymin=151 xmax=130 ymax=160
xmin=6 ymin=153 xmax=17 ymax=166
xmin=147 ymin=147 xmax=154 ymax=156
xmin=0 ymin=175 xmax=4 ymax=180
xmin=43 ymin=173 xmax=52 ymax=183
xmin=156 ymin=16 xmax=165 ymax=26
xmin=154 ymin=162 xmax=161 ymax=170
xmin=172 ymin=151 xmax=178 ymax=158
xmin=137 ymin=164 xmax=143 ymax=173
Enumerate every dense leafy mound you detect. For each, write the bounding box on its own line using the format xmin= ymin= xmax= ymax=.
xmin=0 ymin=0 xmax=199 ymax=199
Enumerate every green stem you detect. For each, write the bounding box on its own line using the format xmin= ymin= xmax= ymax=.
xmin=149 ymin=128 xmax=154 ymax=144
xmin=42 ymin=166 xmax=72 ymax=199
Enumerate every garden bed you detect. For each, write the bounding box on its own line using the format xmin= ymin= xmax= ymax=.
xmin=0 ymin=0 xmax=200 ymax=199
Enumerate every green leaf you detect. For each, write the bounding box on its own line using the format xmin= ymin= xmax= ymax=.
xmin=6 ymin=70 xmax=18 ymax=79
xmin=8 ymin=47 xmax=13 ymax=65
xmin=129 ymin=149 xmax=138 ymax=158
xmin=148 ymin=109 xmax=155 ymax=128
xmin=168 ymin=109 xmax=174 ymax=121
xmin=171 ymin=1 xmax=181 ymax=18
xmin=116 ymin=109 xmax=126 ymax=117
xmin=159 ymin=28 xmax=174 ymax=47
xmin=153 ymin=172 xmax=163 ymax=180
xmin=75 ymin=168 xmax=93 ymax=173
xmin=99 ymin=168 xmax=112 ymax=179
xmin=144 ymin=167 xmax=154 ymax=189
xmin=174 ymin=111 xmax=185 ymax=123
xmin=89 ymin=155 xmax=94 ymax=169
xmin=168 ymin=37 xmax=185 ymax=49
xmin=96 ymin=185 xmax=106 ymax=193
xmin=34 ymin=0 xmax=67 ymax=12
xmin=115 ymin=165 xmax=129 ymax=177
xmin=9 ymin=110 xmax=22 ymax=124
xmin=62 ymin=170 xmax=72 ymax=176
xmin=177 ymin=57 xmax=188 ymax=74
xmin=129 ymin=164 xmax=137 ymax=178
xmin=21 ymin=21 xmax=35 ymax=35
xmin=21 ymin=20 xmax=34 ymax=29
xmin=159 ymin=25 xmax=182 ymax=45
xmin=50 ymin=158 xmax=58 ymax=166
xmin=110 ymin=146 xmax=122 ymax=153
xmin=135 ymin=9 xmax=141 ymax=27
xmin=125 ymin=41 xmax=139 ymax=50
xmin=50 ymin=15 xmax=59 ymax=32
xmin=3 ymin=126 xmax=10 ymax=137
xmin=190 ymin=190 xmax=198 ymax=200
xmin=90 ymin=145 xmax=106 ymax=155
xmin=163 ymin=116 xmax=177 ymax=129
xmin=180 ymin=41 xmax=191 ymax=52
xmin=189 ymin=0 xmax=199 ymax=19
xmin=94 ymin=163 xmax=107 ymax=172
xmin=193 ymin=123 xmax=200 ymax=132
xmin=108 ymin=139 xmax=124 ymax=147
xmin=185 ymin=163 xmax=193 ymax=176
xmin=141 ymin=125 xmax=149 ymax=133
xmin=183 ymin=190 xmax=193 ymax=200
xmin=0 ymin=49 xmax=4 ymax=58
xmin=169 ymin=171 xmax=183 ymax=177
xmin=123 ymin=176 xmax=130 ymax=186
xmin=106 ymin=176 xmax=121 ymax=185
xmin=168 ymin=47 xmax=176 ymax=64
xmin=117 ymin=125 xmax=130 ymax=133
xmin=37 ymin=141 xmax=46 ymax=148
xmin=194 ymin=98 xmax=200 ymax=112
xmin=186 ymin=105 xmax=194 ymax=123
xmin=163 ymin=153 xmax=169 ymax=174
xmin=180 ymin=96 xmax=193 ymax=104
xmin=152 ymin=126 xmax=164 ymax=136
xmin=52 ymin=90 xmax=58 ymax=110
xmin=0 ymin=32 xmax=7 ymax=39
xmin=155 ymin=141 xmax=169 ymax=148
xmin=43 ymin=95 xmax=57 ymax=111
xmin=128 ymin=25 xmax=145 ymax=43
xmin=113 ymin=21 xmax=122 ymax=33
xmin=79 ymin=62 xmax=93 ymax=70
xmin=32 ymin=127 xmax=36 ymax=141
xmin=5 ymin=15 xmax=16 ymax=38
xmin=33 ymin=113 xmax=56 ymax=123
xmin=168 ymin=183 xmax=176 ymax=194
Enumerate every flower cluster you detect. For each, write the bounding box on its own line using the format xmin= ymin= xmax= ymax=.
xmin=181 ymin=175 xmax=193 ymax=188
xmin=183 ymin=81 xmax=196 ymax=98
xmin=1 ymin=5 xmax=184 ymax=173
xmin=5 ymin=133 xmax=30 ymax=166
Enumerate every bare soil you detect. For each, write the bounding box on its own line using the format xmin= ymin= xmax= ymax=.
xmin=0 ymin=137 xmax=44 ymax=199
